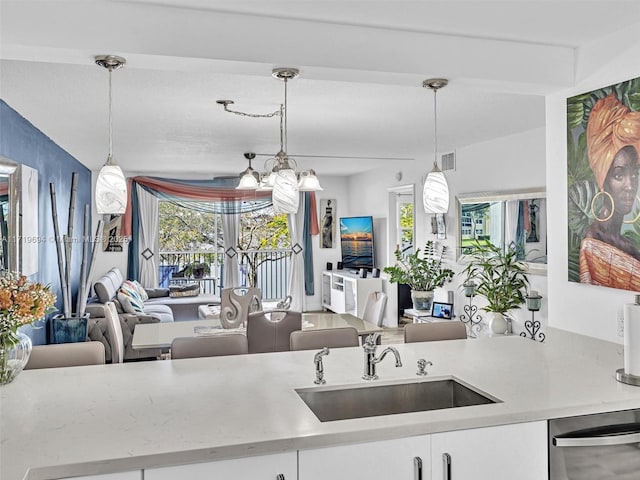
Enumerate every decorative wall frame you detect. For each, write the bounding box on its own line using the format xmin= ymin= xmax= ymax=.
xmin=567 ymin=76 xmax=640 ymax=291
xmin=319 ymin=198 xmax=336 ymax=248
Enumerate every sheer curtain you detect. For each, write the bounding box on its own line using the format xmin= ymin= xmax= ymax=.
xmin=222 ymin=212 xmax=240 ymax=288
xmin=137 ymin=185 xmax=159 ymax=287
xmin=505 ymin=200 xmax=520 ymax=250
xmin=287 ymin=194 xmax=305 ymax=312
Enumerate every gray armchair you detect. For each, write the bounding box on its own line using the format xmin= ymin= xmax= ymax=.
xmin=87 ymin=312 xmax=161 ymax=363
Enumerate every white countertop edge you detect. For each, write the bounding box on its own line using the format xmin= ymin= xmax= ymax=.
xmin=23 ymin=396 xmax=640 ymax=480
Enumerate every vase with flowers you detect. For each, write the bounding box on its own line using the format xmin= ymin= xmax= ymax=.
xmin=0 ymin=271 xmax=57 ymax=384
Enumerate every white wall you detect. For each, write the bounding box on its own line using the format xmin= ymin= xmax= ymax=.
xmin=347 ymin=128 xmax=548 ymax=329
xmin=305 ymin=175 xmax=351 ymax=311
xmin=546 ymin=30 xmax=640 ymax=343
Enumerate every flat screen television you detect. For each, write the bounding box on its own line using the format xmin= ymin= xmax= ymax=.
xmin=339 ymin=216 xmax=375 ymax=271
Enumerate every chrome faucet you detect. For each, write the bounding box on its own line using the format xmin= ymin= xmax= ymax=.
xmin=362 ymin=333 xmax=402 ymax=380
xmin=314 ymin=347 xmax=330 ymax=384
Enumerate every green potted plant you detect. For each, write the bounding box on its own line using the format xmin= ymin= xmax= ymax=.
xmin=461 ymin=241 xmax=529 ymax=334
xmin=383 ymin=241 xmax=453 ymax=311
xmin=183 ymin=262 xmax=211 ymax=279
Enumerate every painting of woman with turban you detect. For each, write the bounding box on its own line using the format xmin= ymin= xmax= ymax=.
xmin=567 ymin=77 xmax=640 ymax=291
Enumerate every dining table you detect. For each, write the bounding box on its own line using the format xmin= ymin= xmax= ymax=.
xmin=131 ymin=312 xmax=383 ymax=350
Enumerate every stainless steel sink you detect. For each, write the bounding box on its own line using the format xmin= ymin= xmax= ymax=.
xmin=296 ymin=377 xmax=500 ymax=422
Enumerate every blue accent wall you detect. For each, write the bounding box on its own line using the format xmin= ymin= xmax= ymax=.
xmin=0 ymin=100 xmax=92 ymax=344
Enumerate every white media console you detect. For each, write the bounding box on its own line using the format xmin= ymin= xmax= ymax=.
xmin=321 ymin=270 xmax=382 ymax=317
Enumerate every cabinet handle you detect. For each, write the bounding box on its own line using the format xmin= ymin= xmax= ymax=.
xmin=413 ymin=456 xmax=423 ymax=480
xmin=276 ymin=475 xmax=285 ymax=480
xmin=443 ymin=453 xmax=451 ymax=480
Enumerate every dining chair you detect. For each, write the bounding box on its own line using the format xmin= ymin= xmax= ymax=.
xmin=171 ymin=334 xmax=248 ymax=359
xmin=105 ymin=301 xmax=125 ymax=363
xmin=219 ymin=287 xmax=263 ymax=329
xmin=404 ymin=321 xmax=467 ymax=343
xmin=24 ymin=341 xmax=106 ymax=369
xmin=290 ymin=327 xmax=359 ymax=351
xmin=246 ymin=310 xmax=302 ymax=354
xmin=362 ymin=291 xmax=388 ymax=327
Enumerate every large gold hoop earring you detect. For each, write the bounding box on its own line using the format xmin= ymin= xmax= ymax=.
xmin=591 ymin=190 xmax=614 ymax=222
xmin=623 ymin=195 xmax=640 ymax=224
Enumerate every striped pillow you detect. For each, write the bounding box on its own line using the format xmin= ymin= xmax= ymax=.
xmin=118 ymin=281 xmax=145 ymax=313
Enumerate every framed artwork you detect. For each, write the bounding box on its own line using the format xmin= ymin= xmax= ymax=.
xmin=103 ymin=214 xmax=125 ymax=252
xmin=567 ymin=76 xmax=640 ymax=291
xmin=320 ymin=199 xmax=336 ymax=248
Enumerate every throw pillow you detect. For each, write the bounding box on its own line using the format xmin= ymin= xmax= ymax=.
xmin=132 ymin=280 xmax=149 ymax=301
xmin=169 ymin=283 xmax=200 ymax=298
xmin=117 ymin=291 xmax=144 ymax=314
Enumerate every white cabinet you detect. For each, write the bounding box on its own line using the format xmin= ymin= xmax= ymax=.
xmin=144 ymin=452 xmax=296 ymax=480
xmin=299 ymin=435 xmax=430 ymax=480
xmin=431 ymin=421 xmax=547 ymax=480
xmin=59 ymin=473 xmax=141 ymax=480
xmin=321 ymin=270 xmax=382 ymax=317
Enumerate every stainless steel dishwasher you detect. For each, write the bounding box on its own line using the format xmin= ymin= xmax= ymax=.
xmin=549 ymin=408 xmax=640 ymax=479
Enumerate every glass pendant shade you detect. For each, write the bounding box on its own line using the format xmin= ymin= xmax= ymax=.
xmin=273 ymin=168 xmax=299 ymax=214
xmin=95 ymin=55 xmax=128 ymax=215
xmin=423 ymin=167 xmax=449 ymax=214
xmin=236 ymin=167 xmax=260 ymax=190
xmin=95 ymin=159 xmax=127 ymax=214
xmin=298 ymin=169 xmax=323 ymax=191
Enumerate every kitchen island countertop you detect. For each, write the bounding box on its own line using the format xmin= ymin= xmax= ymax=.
xmin=2 ymin=327 xmax=639 ymax=479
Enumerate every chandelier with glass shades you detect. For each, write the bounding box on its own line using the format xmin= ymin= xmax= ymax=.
xmin=422 ymin=78 xmax=450 ymax=214
xmin=217 ymin=68 xmax=322 ymax=214
xmin=94 ymin=55 xmax=128 ymax=215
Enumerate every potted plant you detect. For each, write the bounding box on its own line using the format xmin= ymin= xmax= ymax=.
xmin=383 ymin=241 xmax=453 ymax=311
xmin=183 ymin=262 xmax=211 ymax=279
xmin=461 ymin=241 xmax=529 ymax=334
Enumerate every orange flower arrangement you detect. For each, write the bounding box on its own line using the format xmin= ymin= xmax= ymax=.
xmin=0 ymin=271 xmax=56 ymax=333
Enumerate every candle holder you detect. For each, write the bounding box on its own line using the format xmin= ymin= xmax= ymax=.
xmin=458 ymin=282 xmax=484 ymax=338
xmin=520 ymin=291 xmax=545 ymax=342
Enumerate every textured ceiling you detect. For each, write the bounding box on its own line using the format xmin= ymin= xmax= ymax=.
xmin=1 ymin=1 xmax=638 ymax=177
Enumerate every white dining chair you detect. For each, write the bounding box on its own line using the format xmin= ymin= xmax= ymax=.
xmin=105 ymin=301 xmax=125 ymax=363
xmin=362 ymin=291 xmax=388 ymax=327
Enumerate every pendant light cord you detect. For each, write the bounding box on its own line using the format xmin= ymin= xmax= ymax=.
xmin=108 ymin=66 xmax=113 ymax=161
xmin=283 ymin=77 xmax=288 ymax=153
xmin=433 ymin=88 xmax=438 ymax=169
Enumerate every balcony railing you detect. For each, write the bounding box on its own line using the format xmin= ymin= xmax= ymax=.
xmin=158 ymin=248 xmax=292 ymax=300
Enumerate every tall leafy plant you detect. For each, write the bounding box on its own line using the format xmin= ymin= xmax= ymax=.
xmin=383 ymin=241 xmax=453 ymax=291
xmin=462 ymin=241 xmax=529 ymax=313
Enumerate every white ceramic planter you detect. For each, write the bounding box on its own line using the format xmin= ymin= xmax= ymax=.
xmin=411 ymin=290 xmax=434 ymax=311
xmin=487 ymin=311 xmax=509 ymax=334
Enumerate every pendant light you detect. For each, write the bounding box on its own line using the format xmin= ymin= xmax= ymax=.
xmin=95 ymin=55 xmax=128 ymax=215
xmin=219 ymin=68 xmax=323 ymax=203
xmin=271 ymin=68 xmax=301 ymax=214
xmin=237 ymin=152 xmax=260 ymax=190
xmin=422 ymin=78 xmax=450 ymax=214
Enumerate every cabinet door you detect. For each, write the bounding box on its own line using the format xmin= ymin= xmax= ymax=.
xmin=59 ymin=473 xmax=141 ymax=480
xmin=145 ymin=452 xmax=296 ymax=480
xmin=299 ymin=435 xmax=429 ymax=480
xmin=431 ymin=421 xmax=547 ymax=480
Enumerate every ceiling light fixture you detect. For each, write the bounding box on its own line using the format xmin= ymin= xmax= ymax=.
xmin=422 ymin=78 xmax=450 ymax=214
xmin=94 ymin=55 xmax=128 ymax=215
xmin=237 ymin=152 xmax=260 ymax=190
xmin=219 ymin=67 xmax=322 ymax=214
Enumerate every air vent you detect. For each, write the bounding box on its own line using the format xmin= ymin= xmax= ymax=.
xmin=441 ymin=151 xmax=456 ymax=171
